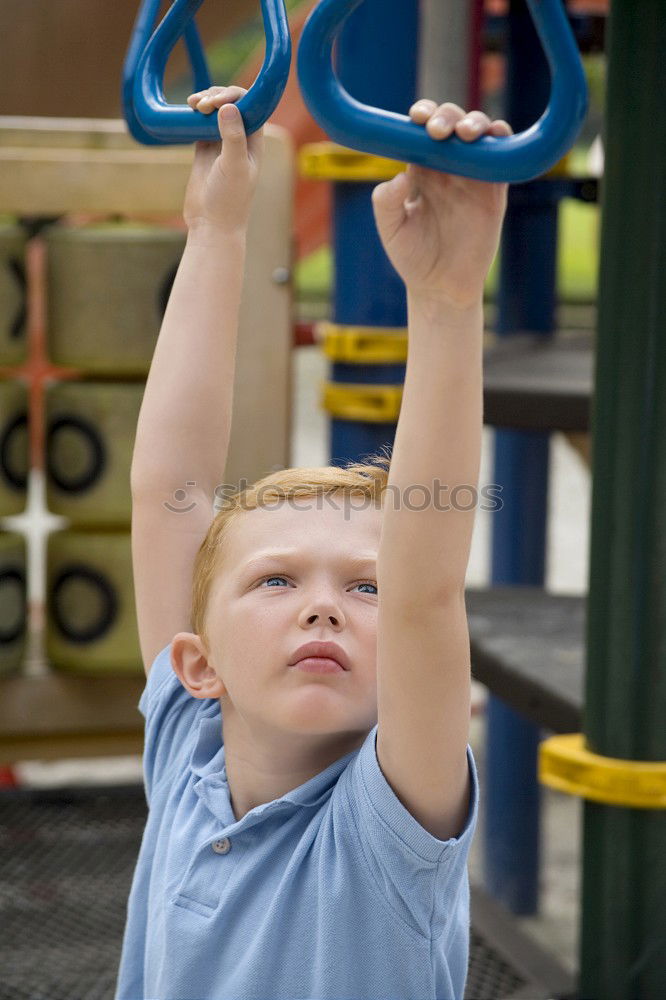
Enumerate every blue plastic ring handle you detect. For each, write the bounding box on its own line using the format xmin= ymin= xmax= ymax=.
xmin=128 ymin=0 xmax=291 ymax=145
xmin=122 ymin=0 xmax=212 ymax=146
xmin=297 ymin=0 xmax=589 ymax=183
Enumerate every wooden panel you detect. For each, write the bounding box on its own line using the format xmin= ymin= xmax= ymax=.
xmin=0 ymin=733 xmax=145 ymax=763
xmin=224 ymin=124 xmax=295 ymax=489
xmin=0 ymin=672 xmax=145 ymax=762
xmin=0 ymin=121 xmax=295 ymax=758
xmin=0 ymin=0 xmax=258 ymax=119
xmin=0 ymin=115 xmax=160 ymax=149
xmin=0 ymin=118 xmax=288 ymax=216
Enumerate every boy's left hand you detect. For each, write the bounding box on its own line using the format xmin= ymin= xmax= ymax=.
xmin=371 ymin=101 xmax=513 ymax=311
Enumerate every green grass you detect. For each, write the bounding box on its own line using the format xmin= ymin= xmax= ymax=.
xmin=557 ymin=197 xmax=600 ymax=301
xmin=295 ymin=146 xmax=601 ymax=304
xmin=295 ymin=247 xmax=332 ymax=301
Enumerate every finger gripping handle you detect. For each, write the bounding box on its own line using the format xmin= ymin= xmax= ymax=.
xmin=297 ymin=0 xmax=588 ymax=183
xmin=124 ymin=0 xmax=291 ymax=146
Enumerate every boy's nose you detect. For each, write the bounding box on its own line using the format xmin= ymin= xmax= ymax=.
xmin=305 ymin=612 xmax=340 ymax=626
xmin=299 ymin=596 xmax=345 ymax=629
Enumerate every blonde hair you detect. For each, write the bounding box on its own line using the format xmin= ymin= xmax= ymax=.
xmin=190 ymin=447 xmax=391 ymax=655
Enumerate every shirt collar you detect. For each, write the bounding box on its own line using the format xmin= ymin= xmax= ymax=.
xmin=188 ymin=711 xmax=363 ymax=812
xmin=189 ymin=713 xmax=226 ymax=780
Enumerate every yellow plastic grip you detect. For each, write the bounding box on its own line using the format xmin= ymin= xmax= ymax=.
xmin=298 ymin=142 xmax=406 ymax=182
xmin=539 ymin=733 xmax=666 ymax=809
xmin=321 ymin=382 xmax=402 ymax=423
xmin=316 ymin=322 xmax=408 ymax=363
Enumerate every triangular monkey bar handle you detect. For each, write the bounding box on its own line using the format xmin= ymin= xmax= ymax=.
xmin=122 ymin=0 xmax=211 ymax=145
xmin=123 ymin=0 xmax=291 ymax=145
xmin=297 ymin=0 xmax=588 ymax=183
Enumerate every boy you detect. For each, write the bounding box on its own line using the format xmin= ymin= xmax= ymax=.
xmin=117 ymin=86 xmax=512 ymax=1000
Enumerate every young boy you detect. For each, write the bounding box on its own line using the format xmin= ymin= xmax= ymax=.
xmin=117 ymin=86 xmax=512 ymax=1000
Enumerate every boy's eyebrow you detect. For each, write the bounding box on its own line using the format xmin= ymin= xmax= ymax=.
xmin=240 ymin=549 xmax=378 ymax=575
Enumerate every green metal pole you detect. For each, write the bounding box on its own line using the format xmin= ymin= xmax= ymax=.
xmin=581 ymin=1 xmax=666 ymax=997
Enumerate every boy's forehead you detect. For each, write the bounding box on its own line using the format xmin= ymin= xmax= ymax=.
xmin=226 ymin=500 xmax=382 ymax=563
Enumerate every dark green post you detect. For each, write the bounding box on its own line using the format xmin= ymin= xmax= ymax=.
xmin=580 ymin=0 xmax=666 ymax=996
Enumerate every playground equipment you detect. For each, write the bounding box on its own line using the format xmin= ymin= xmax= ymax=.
xmin=123 ymin=0 xmax=587 ymax=182
xmin=123 ymin=0 xmax=291 ymax=143
xmin=0 ymin=116 xmax=294 ymax=682
xmin=122 ymin=0 xmax=212 ymax=144
xmin=543 ymin=2 xmax=666 ymax=995
xmin=297 ymin=0 xmax=587 ymax=181
xmin=2 ymin=0 xmax=663 ymax=996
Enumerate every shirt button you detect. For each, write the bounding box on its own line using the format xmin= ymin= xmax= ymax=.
xmin=212 ymin=837 xmax=231 ymax=854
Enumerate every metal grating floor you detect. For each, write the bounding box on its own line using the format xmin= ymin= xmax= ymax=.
xmin=0 ymin=783 xmax=571 ymax=1000
xmin=466 ymin=929 xmax=526 ymax=999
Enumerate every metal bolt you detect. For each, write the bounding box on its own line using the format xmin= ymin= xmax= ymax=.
xmin=272 ymin=266 xmax=291 ymax=285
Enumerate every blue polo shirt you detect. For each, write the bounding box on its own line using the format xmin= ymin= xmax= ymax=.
xmin=115 ymin=641 xmax=479 ymax=1000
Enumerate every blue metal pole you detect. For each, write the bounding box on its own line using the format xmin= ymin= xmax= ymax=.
xmin=484 ymin=0 xmax=559 ymax=915
xmin=329 ymin=0 xmax=418 ymax=467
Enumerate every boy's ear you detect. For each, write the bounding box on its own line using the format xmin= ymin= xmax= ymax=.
xmin=170 ymin=632 xmax=226 ymax=700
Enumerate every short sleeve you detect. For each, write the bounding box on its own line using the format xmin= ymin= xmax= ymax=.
xmin=343 ymin=724 xmax=479 ymax=939
xmin=138 ymin=642 xmax=205 ymax=804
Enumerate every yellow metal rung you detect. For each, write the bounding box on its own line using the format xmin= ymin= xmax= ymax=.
xmin=539 ymin=732 xmax=666 ymax=809
xmin=545 ymin=151 xmax=572 ymax=178
xmin=321 ymin=380 xmax=402 ymax=423
xmin=298 ymin=142 xmax=406 ymax=182
xmin=316 ymin=322 xmax=408 ymax=363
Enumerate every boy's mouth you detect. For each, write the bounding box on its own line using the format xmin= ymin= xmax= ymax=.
xmin=291 ymin=657 xmax=345 ymax=675
xmin=288 ymin=640 xmax=351 ymax=671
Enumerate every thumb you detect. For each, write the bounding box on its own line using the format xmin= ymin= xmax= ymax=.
xmin=371 ymin=171 xmax=408 ymax=232
xmin=217 ymin=103 xmax=247 ymax=164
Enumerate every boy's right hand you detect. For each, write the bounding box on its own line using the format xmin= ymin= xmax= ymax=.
xmin=182 ymin=86 xmax=264 ymax=238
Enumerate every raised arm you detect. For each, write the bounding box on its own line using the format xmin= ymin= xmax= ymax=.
xmin=130 ymin=87 xmax=263 ymax=498
xmin=371 ymin=101 xmax=512 ymax=841
xmin=130 ymin=88 xmax=264 ymax=674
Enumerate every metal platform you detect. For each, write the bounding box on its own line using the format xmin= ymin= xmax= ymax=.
xmin=466 ymin=585 xmax=585 ymax=734
xmin=482 ymin=329 xmax=593 ymax=433
xmin=0 ymin=782 xmax=577 ymax=1000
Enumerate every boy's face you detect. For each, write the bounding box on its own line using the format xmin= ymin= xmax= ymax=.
xmin=201 ymin=494 xmax=382 ymax=741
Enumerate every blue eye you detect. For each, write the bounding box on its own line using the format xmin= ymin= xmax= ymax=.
xmin=257 ymin=575 xmax=377 ymax=594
